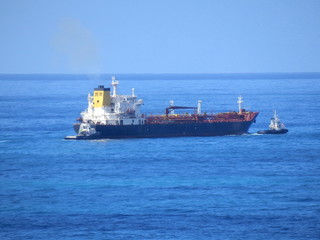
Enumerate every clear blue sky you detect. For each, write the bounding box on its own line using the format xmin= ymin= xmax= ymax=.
xmin=1 ymin=0 xmax=320 ymax=74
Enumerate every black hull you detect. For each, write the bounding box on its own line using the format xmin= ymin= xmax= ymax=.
xmin=257 ymin=129 xmax=288 ymax=134
xmin=64 ymin=133 xmax=101 ymax=140
xmin=73 ymin=120 xmax=256 ymax=139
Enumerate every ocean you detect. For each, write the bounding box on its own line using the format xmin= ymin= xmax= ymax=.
xmin=0 ymin=74 xmax=319 ymax=239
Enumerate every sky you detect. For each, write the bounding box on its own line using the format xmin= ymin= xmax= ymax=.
xmin=0 ymin=0 xmax=320 ymax=74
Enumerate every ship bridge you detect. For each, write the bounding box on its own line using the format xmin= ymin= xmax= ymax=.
xmin=80 ymin=77 xmax=145 ymax=126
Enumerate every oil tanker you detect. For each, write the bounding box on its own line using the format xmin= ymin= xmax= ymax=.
xmin=65 ymin=77 xmax=259 ymax=140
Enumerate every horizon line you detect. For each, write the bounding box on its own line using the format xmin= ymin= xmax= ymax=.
xmin=1 ymin=72 xmax=320 ymax=75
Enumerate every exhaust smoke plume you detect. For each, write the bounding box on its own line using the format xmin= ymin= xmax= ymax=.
xmin=52 ymin=18 xmax=102 ymax=74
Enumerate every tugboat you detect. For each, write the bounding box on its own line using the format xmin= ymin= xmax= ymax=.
xmin=65 ymin=122 xmax=100 ymax=140
xmin=65 ymin=77 xmax=259 ymax=140
xmin=257 ymin=111 xmax=288 ymax=134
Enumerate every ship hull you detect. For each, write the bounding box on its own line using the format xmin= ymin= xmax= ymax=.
xmin=257 ymin=129 xmax=288 ymax=134
xmin=73 ymin=120 xmax=256 ymax=139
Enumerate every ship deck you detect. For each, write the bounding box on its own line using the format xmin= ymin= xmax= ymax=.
xmin=145 ymin=112 xmax=258 ymax=124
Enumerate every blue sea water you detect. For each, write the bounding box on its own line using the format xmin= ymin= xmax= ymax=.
xmin=0 ymin=74 xmax=320 ymax=239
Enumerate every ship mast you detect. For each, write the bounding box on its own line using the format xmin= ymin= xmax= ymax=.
xmin=169 ymin=100 xmax=174 ymax=114
xmin=197 ymin=100 xmax=202 ymax=115
xmin=237 ymin=96 xmax=243 ymax=113
xmin=111 ymin=76 xmax=119 ymax=97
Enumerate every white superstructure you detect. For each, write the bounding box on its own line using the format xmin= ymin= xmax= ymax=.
xmin=80 ymin=77 xmax=145 ymax=126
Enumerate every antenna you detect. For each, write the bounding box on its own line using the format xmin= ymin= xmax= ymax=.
xmin=237 ymin=96 xmax=243 ymax=113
